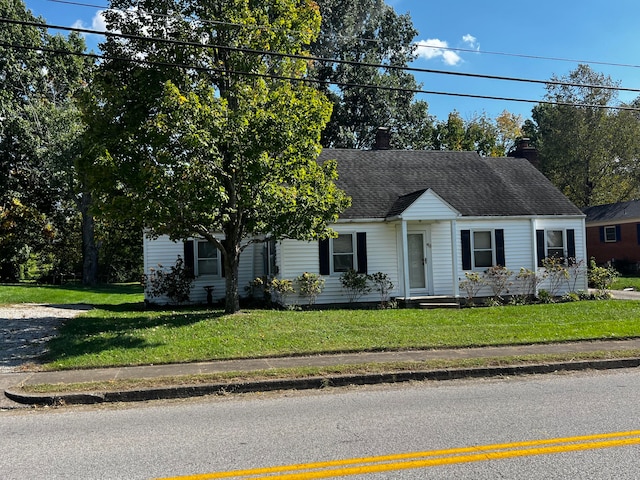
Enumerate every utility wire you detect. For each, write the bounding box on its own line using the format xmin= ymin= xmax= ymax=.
xmin=46 ymin=0 xmax=640 ymax=70
xmin=4 ymin=39 xmax=640 ymax=112
xmin=414 ymin=42 xmax=640 ymax=70
xmin=3 ymin=17 xmax=638 ymax=96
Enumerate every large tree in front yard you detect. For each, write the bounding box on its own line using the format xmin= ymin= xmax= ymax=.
xmin=84 ymin=0 xmax=350 ymax=312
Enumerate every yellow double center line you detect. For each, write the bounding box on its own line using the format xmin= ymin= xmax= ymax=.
xmin=160 ymin=429 xmax=640 ymax=479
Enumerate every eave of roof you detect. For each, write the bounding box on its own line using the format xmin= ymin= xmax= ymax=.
xmin=583 ymin=199 xmax=640 ymax=224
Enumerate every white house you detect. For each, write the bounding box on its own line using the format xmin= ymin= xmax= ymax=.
xmin=143 ymin=141 xmax=587 ymax=306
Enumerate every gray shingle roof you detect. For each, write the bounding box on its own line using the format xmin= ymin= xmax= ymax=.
xmin=317 ymin=148 xmax=583 ymax=219
xmin=583 ymin=199 xmax=640 ymax=223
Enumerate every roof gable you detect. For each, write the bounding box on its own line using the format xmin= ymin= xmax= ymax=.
xmin=317 ymin=149 xmax=583 ymax=220
xmin=394 ymin=188 xmax=459 ymax=220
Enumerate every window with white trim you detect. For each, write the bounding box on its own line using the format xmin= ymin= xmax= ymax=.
xmin=197 ymin=241 xmax=219 ymax=276
xmin=546 ymin=230 xmax=565 ymax=259
xmin=332 ymin=234 xmax=355 ymax=273
xmin=604 ymin=226 xmax=617 ymax=242
xmin=472 ymin=231 xmax=494 ymax=269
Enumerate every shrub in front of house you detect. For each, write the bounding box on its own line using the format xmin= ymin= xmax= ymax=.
xmin=340 ymin=269 xmax=371 ymax=303
xmin=368 ymin=272 xmax=394 ymax=307
xmin=295 ymin=272 xmax=325 ymax=306
xmin=142 ymin=256 xmax=194 ymax=305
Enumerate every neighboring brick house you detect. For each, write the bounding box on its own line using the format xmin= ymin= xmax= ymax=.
xmin=583 ymin=200 xmax=640 ymax=271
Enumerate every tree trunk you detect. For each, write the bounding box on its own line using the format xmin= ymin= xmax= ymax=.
xmin=223 ymin=248 xmax=240 ymax=313
xmin=80 ymin=191 xmax=99 ymax=286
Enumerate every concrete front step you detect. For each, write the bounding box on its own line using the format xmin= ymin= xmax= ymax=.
xmin=399 ymin=296 xmax=461 ymax=309
xmin=418 ymin=302 xmax=460 ymax=309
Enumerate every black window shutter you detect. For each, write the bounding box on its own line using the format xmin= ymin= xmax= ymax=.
xmin=319 ymin=239 xmax=330 ymax=275
xmin=599 ymin=226 xmax=605 ymax=242
xmin=567 ymin=229 xmax=576 ymax=259
xmin=356 ymin=232 xmax=368 ymax=274
xmin=183 ymin=240 xmax=195 ymax=274
xmin=616 ymin=225 xmax=621 ymax=242
xmin=536 ymin=230 xmax=545 ymax=267
xmin=637 ymin=224 xmax=640 ymax=245
xmin=461 ymin=230 xmax=471 ymax=270
xmin=495 ymin=229 xmax=505 ymax=267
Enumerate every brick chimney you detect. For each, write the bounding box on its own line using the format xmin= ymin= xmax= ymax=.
xmin=374 ymin=127 xmax=391 ymax=150
xmin=508 ymin=137 xmax=538 ymax=169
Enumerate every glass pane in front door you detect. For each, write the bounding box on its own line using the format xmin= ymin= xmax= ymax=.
xmin=408 ymin=233 xmax=426 ymax=289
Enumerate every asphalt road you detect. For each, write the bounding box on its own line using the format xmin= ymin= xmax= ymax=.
xmin=2 ymin=368 xmax=640 ymax=479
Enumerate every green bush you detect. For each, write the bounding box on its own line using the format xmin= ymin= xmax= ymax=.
xmin=142 ymin=256 xmax=194 ymax=305
xmin=459 ymin=272 xmax=484 ymax=304
xmin=588 ymin=258 xmax=619 ymax=290
xmin=295 ymin=272 xmax=325 ymax=306
xmin=368 ymin=272 xmax=394 ymax=306
xmin=340 ymin=269 xmax=371 ymax=302
xmin=483 ymin=265 xmax=513 ymax=302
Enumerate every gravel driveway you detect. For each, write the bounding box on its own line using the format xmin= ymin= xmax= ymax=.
xmin=0 ymin=304 xmax=92 ymax=373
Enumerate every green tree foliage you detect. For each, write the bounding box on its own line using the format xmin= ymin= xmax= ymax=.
xmin=85 ymin=0 xmax=350 ymax=313
xmin=310 ymin=0 xmax=433 ymax=149
xmin=0 ymin=0 xmax=91 ymax=281
xmin=526 ymin=64 xmax=640 ymax=207
xmin=433 ymin=111 xmax=522 ymax=157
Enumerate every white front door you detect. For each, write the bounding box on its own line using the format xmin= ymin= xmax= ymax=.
xmin=407 ymin=232 xmax=427 ymax=293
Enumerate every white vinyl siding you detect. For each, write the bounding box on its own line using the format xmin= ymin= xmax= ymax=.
xmin=455 ymin=219 xmax=533 ymax=297
xmin=279 ymin=223 xmax=399 ymax=305
xmin=428 ymin=222 xmax=455 ymax=296
xmin=143 ymin=215 xmax=587 ymax=305
xmin=143 ymin=235 xmax=262 ymax=305
xmin=534 ymin=218 xmax=587 ymax=294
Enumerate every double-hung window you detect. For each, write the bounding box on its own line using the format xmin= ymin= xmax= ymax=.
xmin=319 ymin=233 xmax=367 ymax=275
xmin=197 ymin=241 xmax=219 ymax=276
xmin=604 ymin=226 xmax=617 ymax=242
xmin=545 ymin=230 xmax=565 ymax=259
xmin=332 ymin=234 xmax=355 ymax=273
xmin=472 ymin=231 xmax=494 ymax=269
xmin=536 ymin=229 xmax=576 ymax=266
xmin=461 ymin=229 xmax=505 ymax=271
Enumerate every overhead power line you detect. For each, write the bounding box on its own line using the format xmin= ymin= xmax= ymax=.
xmin=4 ymin=39 xmax=639 ymax=113
xmin=46 ymin=0 xmax=640 ymax=71
xmin=414 ymin=42 xmax=640 ymax=70
xmin=3 ymin=17 xmax=639 ymax=97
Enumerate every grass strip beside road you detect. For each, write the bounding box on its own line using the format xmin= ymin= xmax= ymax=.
xmin=41 ymin=300 xmax=640 ymax=370
xmin=22 ymin=349 xmax=640 ymax=394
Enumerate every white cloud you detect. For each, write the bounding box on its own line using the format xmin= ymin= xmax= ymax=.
xmin=462 ymin=33 xmax=479 ymax=51
xmin=91 ymin=11 xmax=108 ymax=32
xmin=71 ymin=10 xmax=108 ymax=34
xmin=415 ymin=38 xmax=462 ymax=66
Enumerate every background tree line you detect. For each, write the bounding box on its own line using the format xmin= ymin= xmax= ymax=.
xmin=2 ymin=0 xmax=640 ymax=294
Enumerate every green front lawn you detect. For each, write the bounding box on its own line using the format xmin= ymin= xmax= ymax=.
xmin=43 ymin=300 xmax=640 ymax=370
xmin=611 ymin=276 xmax=640 ymax=291
xmin=3 ymin=283 xmax=639 ymax=372
xmin=0 ymin=283 xmax=143 ymax=306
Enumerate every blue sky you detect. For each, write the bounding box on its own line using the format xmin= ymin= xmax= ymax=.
xmin=24 ymin=0 xmax=640 ymax=123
